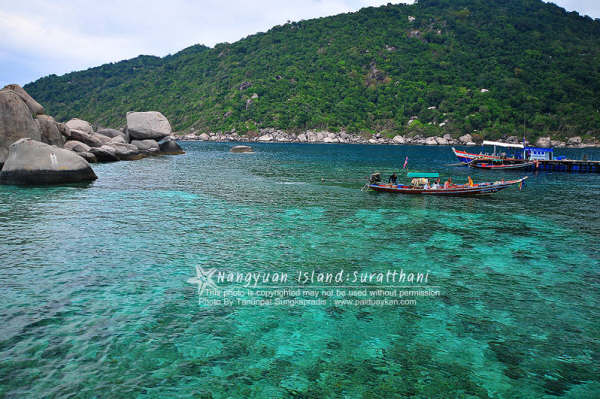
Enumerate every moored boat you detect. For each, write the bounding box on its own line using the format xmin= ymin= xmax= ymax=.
xmin=452 ymin=147 xmax=503 ymax=164
xmin=452 ymin=141 xmax=600 ymax=172
xmin=367 ymin=172 xmax=527 ymax=196
xmin=468 ymin=158 xmax=534 ymax=170
xmin=452 ymin=141 xmax=526 ymax=164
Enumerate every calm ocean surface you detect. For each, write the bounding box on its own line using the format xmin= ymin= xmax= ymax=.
xmin=1 ymin=143 xmax=599 ymax=398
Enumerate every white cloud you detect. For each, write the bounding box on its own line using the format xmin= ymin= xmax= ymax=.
xmin=0 ymin=10 xmax=138 ymax=64
xmin=2 ymin=0 xmax=413 ymax=85
xmin=548 ymin=0 xmax=600 ymax=18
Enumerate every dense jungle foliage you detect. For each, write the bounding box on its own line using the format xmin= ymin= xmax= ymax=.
xmin=24 ymin=0 xmax=600 ymax=140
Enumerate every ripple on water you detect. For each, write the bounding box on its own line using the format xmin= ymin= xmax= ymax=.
xmin=0 ymin=143 xmax=599 ymax=398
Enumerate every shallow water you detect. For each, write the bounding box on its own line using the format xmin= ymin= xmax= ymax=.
xmin=1 ymin=143 xmax=599 ymax=398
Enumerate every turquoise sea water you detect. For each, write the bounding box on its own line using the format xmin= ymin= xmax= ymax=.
xmin=1 ymin=143 xmax=599 ymax=398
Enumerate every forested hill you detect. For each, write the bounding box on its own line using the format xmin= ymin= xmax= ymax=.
xmin=24 ymin=0 xmax=600 ymax=141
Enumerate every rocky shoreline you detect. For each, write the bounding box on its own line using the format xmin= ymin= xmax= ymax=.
xmin=0 ymin=84 xmax=184 ymax=185
xmin=173 ymin=128 xmax=600 ymax=149
xmin=1 ymin=83 xmax=597 ymax=186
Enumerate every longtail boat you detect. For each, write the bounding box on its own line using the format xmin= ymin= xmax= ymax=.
xmin=366 ymin=172 xmax=527 ymax=196
xmin=452 ymin=141 xmax=526 ymax=164
xmin=452 ymin=147 xmax=504 ymax=164
xmin=453 ymin=141 xmax=600 ymax=173
xmin=468 ymin=158 xmax=534 ymax=170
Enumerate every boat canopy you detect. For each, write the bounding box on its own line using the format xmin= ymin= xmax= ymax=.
xmin=482 ymin=140 xmax=524 ymax=149
xmin=407 ymin=172 xmax=439 ymax=178
xmin=524 ymin=147 xmax=553 ymax=152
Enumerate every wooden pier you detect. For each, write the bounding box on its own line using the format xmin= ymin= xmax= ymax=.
xmin=527 ymin=159 xmax=600 ymax=173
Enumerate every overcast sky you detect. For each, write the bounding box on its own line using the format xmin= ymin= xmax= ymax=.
xmin=1 ymin=0 xmax=598 ymax=87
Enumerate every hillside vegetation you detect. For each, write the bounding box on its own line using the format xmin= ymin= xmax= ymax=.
xmin=24 ymin=0 xmax=600 ymax=141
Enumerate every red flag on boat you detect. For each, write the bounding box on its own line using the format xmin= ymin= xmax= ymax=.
xmin=403 ymin=156 xmax=408 ymax=169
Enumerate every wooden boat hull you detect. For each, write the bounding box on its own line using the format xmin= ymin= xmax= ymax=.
xmin=453 ymin=146 xmax=600 ymax=173
xmin=452 ymin=147 xmax=502 ymax=164
xmin=469 ymin=161 xmax=534 ymax=170
xmin=368 ymin=178 xmax=526 ymax=196
xmin=452 ymin=147 xmax=523 ymax=164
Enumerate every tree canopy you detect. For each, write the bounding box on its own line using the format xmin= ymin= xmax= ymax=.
xmin=24 ymin=0 xmax=600 ymax=141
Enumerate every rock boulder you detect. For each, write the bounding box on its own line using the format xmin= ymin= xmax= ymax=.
xmin=64 ymin=140 xmax=91 ymax=153
xmin=131 ymin=139 xmax=159 ymax=153
xmin=0 ymin=89 xmax=42 ymax=165
xmin=36 ymin=115 xmax=65 ymax=147
xmin=459 ymin=134 xmax=473 ymax=144
xmin=0 ymin=138 xmax=96 ymax=185
xmin=230 ymin=145 xmax=253 ymax=153
xmin=77 ymin=152 xmax=97 ymax=163
xmin=57 ymin=123 xmax=71 ymax=138
xmin=392 ymin=135 xmax=406 ymax=144
xmin=110 ymin=143 xmax=143 ymax=160
xmin=93 ymin=133 xmax=112 ymax=145
xmin=70 ymin=129 xmax=103 ymax=148
xmin=66 ymin=118 xmax=94 ymax=134
xmin=159 ymin=139 xmax=185 ymax=155
xmin=90 ymin=146 xmax=119 ymax=162
xmin=3 ymin=84 xmax=44 ymax=115
xmin=109 ymin=135 xmax=127 ymax=144
xmin=126 ymin=111 xmax=171 ymax=140
xmin=97 ymin=128 xmax=128 ymax=142
xmin=535 ymin=136 xmax=552 ymax=148
xmin=258 ymin=134 xmax=273 ymax=142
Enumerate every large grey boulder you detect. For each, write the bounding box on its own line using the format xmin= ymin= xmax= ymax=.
xmin=110 ymin=143 xmax=144 ymax=160
xmin=0 ymin=138 xmax=97 ymax=185
xmin=442 ymin=134 xmax=454 ymax=144
xmin=64 ymin=140 xmax=91 ymax=153
xmin=392 ymin=135 xmax=406 ymax=144
xmin=2 ymin=84 xmax=44 ymax=115
xmin=90 ymin=146 xmax=119 ymax=162
xmin=535 ymin=136 xmax=552 ymax=148
xmin=435 ymin=136 xmax=449 ymax=145
xmin=159 ymin=139 xmax=185 ymax=155
xmin=93 ymin=133 xmax=112 ymax=145
xmin=57 ymin=122 xmax=71 ymax=138
xmin=36 ymin=115 xmax=65 ymax=147
xmin=258 ymin=134 xmax=273 ymax=142
xmin=97 ymin=128 xmax=128 ymax=142
xmin=126 ymin=111 xmax=171 ymax=140
xmin=567 ymin=136 xmax=582 ymax=146
xmin=65 ymin=118 xmax=93 ymax=134
xmin=131 ymin=139 xmax=159 ymax=153
xmin=70 ymin=129 xmax=102 ymax=148
xmin=77 ymin=152 xmax=97 ymax=163
xmin=458 ymin=134 xmax=473 ymax=144
xmin=424 ymin=137 xmax=438 ymax=145
xmin=230 ymin=145 xmax=253 ymax=153
xmin=109 ymin=135 xmax=126 ymax=144
xmin=0 ymin=89 xmax=42 ymax=165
